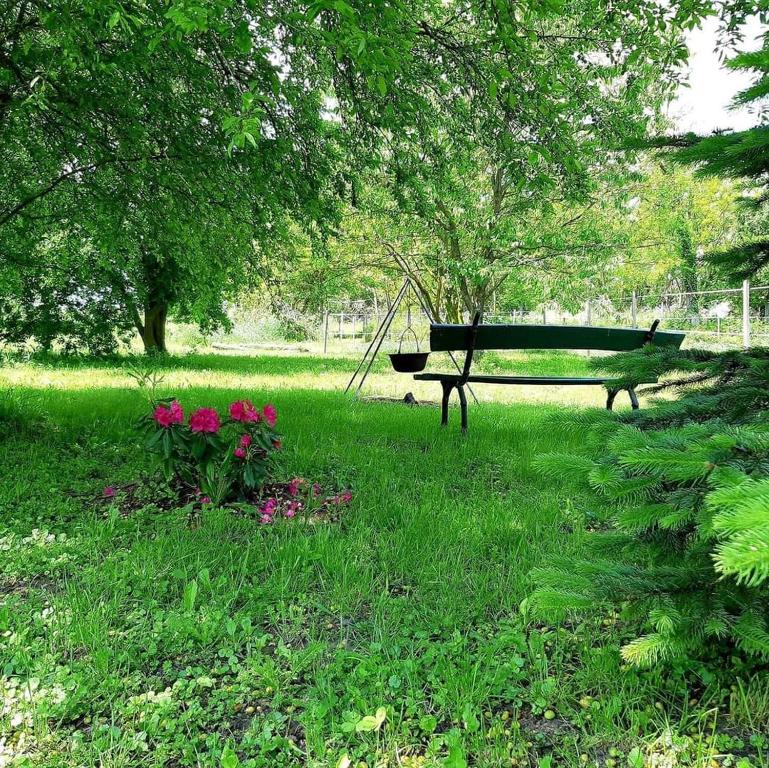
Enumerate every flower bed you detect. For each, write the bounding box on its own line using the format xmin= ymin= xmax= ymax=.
xmin=124 ymin=398 xmax=352 ymax=522
xmin=137 ymin=398 xmax=281 ymax=505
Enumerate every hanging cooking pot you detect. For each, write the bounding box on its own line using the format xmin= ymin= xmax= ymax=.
xmin=389 ymin=327 xmax=429 ymax=373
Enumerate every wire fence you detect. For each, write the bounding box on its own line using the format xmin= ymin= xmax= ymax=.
xmin=322 ymin=280 xmax=769 ymax=352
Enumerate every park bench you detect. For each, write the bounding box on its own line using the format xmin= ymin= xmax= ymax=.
xmin=413 ymin=313 xmax=686 ymax=431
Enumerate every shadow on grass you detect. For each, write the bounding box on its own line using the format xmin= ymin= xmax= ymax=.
xmin=2 ymin=347 xmax=602 ymax=380
xmin=1 ymin=350 xmax=371 ymax=377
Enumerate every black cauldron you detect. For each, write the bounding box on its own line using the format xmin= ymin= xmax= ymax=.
xmin=389 ymin=351 xmax=429 ymax=372
xmin=389 ymin=327 xmax=429 ymax=372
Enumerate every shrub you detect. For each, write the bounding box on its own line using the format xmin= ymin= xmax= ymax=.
xmin=138 ymin=398 xmax=281 ymax=505
xmin=529 ymin=346 xmax=769 ymax=667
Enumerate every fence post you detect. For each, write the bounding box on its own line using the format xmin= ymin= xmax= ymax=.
xmin=323 ymin=311 xmax=329 ymax=354
xmin=585 ymin=300 xmax=592 ymax=326
xmin=631 ymin=290 xmax=637 ymax=328
xmin=338 ymin=312 xmax=343 ymax=340
xmin=743 ymin=279 xmax=751 ymax=349
xmin=542 ymin=306 xmax=547 ymax=324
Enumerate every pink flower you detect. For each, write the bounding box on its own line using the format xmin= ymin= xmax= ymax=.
xmin=153 ymin=405 xmax=173 ymax=428
xmin=239 ymin=434 xmax=252 ymax=448
xmin=103 ymin=486 xmax=116 ymax=498
xmin=312 ymin=483 xmax=322 ymax=497
xmin=189 ymin=407 xmax=220 ymax=434
xmin=260 ymin=498 xmax=278 ymax=515
xmin=262 ymin=404 xmax=277 ymax=428
xmin=153 ymin=400 xmax=184 ymax=428
xmin=288 ymin=477 xmax=304 ymax=496
xmin=200 ymin=496 xmax=211 ymax=504
xmin=230 ymin=400 xmax=260 ymax=423
xmin=340 ymin=490 xmax=353 ymax=503
xmin=258 ymin=500 xmax=277 ymax=525
xmin=169 ymin=400 xmax=184 ymax=424
xmin=284 ymin=500 xmax=302 ymax=518
xmin=234 ymin=447 xmax=246 ymax=459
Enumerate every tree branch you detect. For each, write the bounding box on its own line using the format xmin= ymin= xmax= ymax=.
xmin=0 ymin=152 xmax=169 ymax=228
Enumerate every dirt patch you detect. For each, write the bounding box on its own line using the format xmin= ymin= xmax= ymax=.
xmin=519 ymin=711 xmax=575 ymax=744
xmin=97 ymin=478 xmax=353 ymax=526
xmin=0 ymin=575 xmax=57 ymax=597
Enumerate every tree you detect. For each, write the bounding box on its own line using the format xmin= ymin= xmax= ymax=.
xmin=322 ymin=0 xmax=709 ymax=321
xmin=0 ymin=0 xmax=343 ymax=351
xmin=530 ymin=347 xmax=769 ymax=666
xmin=528 ymin=29 xmax=769 ymax=667
xmin=639 ymin=32 xmax=769 ymax=283
xmin=1 ymin=0 xmax=710 ymax=349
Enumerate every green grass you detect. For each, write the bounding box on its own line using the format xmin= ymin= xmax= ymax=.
xmin=0 ymin=352 xmax=766 ymax=768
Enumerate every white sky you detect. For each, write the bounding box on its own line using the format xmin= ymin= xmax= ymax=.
xmin=667 ymin=16 xmax=766 ymax=133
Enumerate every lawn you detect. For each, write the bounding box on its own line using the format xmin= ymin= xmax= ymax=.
xmin=0 ymin=352 xmax=765 ymax=768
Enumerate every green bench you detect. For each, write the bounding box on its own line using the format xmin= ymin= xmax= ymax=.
xmin=413 ymin=313 xmax=685 ymax=431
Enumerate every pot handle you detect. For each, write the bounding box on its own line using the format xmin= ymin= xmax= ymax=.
xmin=397 ymin=327 xmax=420 ymax=353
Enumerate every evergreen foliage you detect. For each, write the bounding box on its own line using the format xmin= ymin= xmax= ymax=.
xmin=531 ymin=345 xmax=769 ymax=666
xmin=532 ymin=38 xmax=769 ymax=668
xmin=644 ymin=34 xmax=769 ymax=282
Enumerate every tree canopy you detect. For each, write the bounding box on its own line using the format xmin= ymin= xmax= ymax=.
xmin=1 ymin=0 xmax=715 ymax=350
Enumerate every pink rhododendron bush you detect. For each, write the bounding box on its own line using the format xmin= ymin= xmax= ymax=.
xmin=138 ymin=398 xmax=279 ymax=504
xmin=133 ymin=398 xmax=352 ymax=522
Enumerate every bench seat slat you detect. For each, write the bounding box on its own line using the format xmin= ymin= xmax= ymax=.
xmin=430 ymin=323 xmax=685 ymax=352
xmin=414 ymin=373 xmax=657 ymax=385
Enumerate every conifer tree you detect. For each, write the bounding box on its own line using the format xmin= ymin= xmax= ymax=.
xmin=530 ymin=36 xmax=769 ymax=666
xmin=647 ymin=36 xmax=769 ymax=280
xmin=530 ymin=350 xmax=769 ymax=665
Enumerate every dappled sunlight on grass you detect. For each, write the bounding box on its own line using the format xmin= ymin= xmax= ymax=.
xmin=0 ymin=348 xmax=646 ymax=411
xmin=0 ymin=351 xmax=758 ymax=767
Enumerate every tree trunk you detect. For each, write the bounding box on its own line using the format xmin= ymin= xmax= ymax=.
xmin=141 ymin=303 xmax=168 ymax=353
xmin=678 ymin=222 xmax=699 ymax=310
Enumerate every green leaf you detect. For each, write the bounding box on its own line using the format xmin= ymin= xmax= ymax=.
xmin=221 ymin=744 xmax=240 ymax=768
xmin=234 ymin=21 xmax=252 ymax=54
xmin=419 ymin=714 xmax=437 ymax=733
xmin=182 ymin=580 xmax=198 ymax=612
xmin=355 ymin=706 xmax=386 ymax=732
xmin=443 ymin=731 xmax=468 ymax=768
xmin=627 ymin=747 xmax=644 ymax=768
xmin=461 ymin=703 xmax=479 ymax=733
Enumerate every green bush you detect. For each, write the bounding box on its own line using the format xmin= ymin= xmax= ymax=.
xmin=529 ymin=346 xmax=769 ymax=666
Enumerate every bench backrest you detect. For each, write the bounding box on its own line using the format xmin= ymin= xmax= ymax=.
xmin=430 ymin=321 xmax=685 ymax=353
xmin=431 ymin=314 xmax=685 ymax=384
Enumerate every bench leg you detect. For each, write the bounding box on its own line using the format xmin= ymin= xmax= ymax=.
xmin=440 ymin=381 xmax=454 ymax=426
xmin=628 ymin=387 xmax=639 ymax=410
xmin=606 ymin=388 xmax=618 ymax=411
xmin=457 ymin=385 xmax=468 ymax=433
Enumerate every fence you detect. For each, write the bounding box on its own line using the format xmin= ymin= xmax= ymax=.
xmin=597 ymin=281 xmax=768 ymax=350
xmin=322 ymin=280 xmax=769 ymax=352
xmin=321 ymin=306 xmax=433 ymax=352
